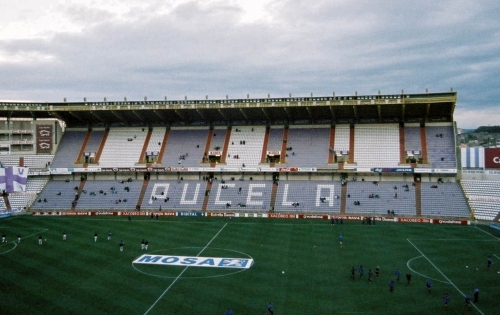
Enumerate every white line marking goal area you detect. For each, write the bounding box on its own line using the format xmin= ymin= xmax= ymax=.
xmin=407 ymin=239 xmax=485 ymax=315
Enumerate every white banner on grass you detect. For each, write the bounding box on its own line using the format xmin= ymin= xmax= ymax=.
xmin=133 ymin=255 xmax=253 ymax=269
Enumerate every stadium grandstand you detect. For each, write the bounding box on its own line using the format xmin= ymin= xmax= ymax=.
xmin=0 ymin=90 xmax=499 ymax=223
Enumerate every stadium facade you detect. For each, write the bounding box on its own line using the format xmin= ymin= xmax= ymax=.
xmin=0 ymin=91 xmax=498 ymax=222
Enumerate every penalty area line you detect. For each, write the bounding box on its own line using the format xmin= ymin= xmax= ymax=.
xmin=143 ymin=223 xmax=228 ymax=315
xmin=407 ymin=239 xmax=485 ymax=315
xmin=474 ymin=225 xmax=500 ymax=241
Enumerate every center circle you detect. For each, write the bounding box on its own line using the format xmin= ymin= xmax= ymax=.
xmin=0 ymin=241 xmax=17 ymax=255
xmin=131 ymin=247 xmax=254 ymax=279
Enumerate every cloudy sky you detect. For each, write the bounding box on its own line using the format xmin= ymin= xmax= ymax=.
xmin=1 ymin=0 xmax=499 ymax=128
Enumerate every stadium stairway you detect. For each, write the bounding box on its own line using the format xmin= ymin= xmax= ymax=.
xmin=156 ymin=129 xmax=170 ymax=165
xmin=458 ymin=181 xmax=472 ymax=219
xmin=76 ymin=130 xmax=91 ymax=164
xmin=340 ymin=183 xmax=347 ymax=214
xmin=261 ymin=127 xmax=270 ymax=164
xmin=3 ymin=194 xmax=11 ymax=210
xmin=420 ymin=126 xmax=428 ymax=164
xmin=494 ymin=212 xmax=500 ymax=222
xmin=71 ymin=178 xmax=87 ymax=211
xmin=415 ymin=181 xmax=422 ymax=216
xmin=399 ymin=124 xmax=405 ymax=163
xmin=94 ymin=129 xmax=109 ymax=164
xmin=348 ymin=126 xmax=355 ymax=162
xmin=220 ymin=128 xmax=231 ymax=164
xmin=137 ymin=178 xmax=150 ymax=210
xmin=269 ymin=181 xmax=278 ymax=210
xmin=280 ymin=128 xmax=288 ymax=164
xmin=138 ymin=128 xmax=153 ymax=164
xmin=328 ymin=126 xmax=335 ymax=164
xmin=203 ymin=129 xmax=213 ymax=163
xmin=201 ymin=180 xmax=213 ymax=211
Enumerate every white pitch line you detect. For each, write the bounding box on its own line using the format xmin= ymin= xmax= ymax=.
xmin=0 ymin=227 xmax=49 ymax=229
xmin=0 ymin=216 xmax=19 ymax=223
xmin=143 ymin=223 xmax=228 ymax=315
xmin=407 ymin=238 xmax=498 ymax=242
xmin=406 ymin=256 xmax=449 ymax=284
xmin=407 ymin=239 xmax=485 ymax=315
xmin=0 ymin=228 xmax=48 ymax=255
xmin=474 ymin=226 xmax=500 ymax=241
xmin=0 ymin=241 xmax=17 ymax=254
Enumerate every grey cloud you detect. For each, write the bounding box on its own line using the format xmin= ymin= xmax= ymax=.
xmin=0 ymin=0 xmax=500 ymax=128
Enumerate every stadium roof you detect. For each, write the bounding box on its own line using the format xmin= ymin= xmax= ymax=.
xmin=0 ymin=91 xmax=457 ymax=127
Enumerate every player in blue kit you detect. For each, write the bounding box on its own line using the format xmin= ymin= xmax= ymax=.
xmin=339 ymin=235 xmax=344 ymax=248
xmin=389 ymin=280 xmax=395 ymax=292
xmin=487 ymin=256 xmax=492 ymax=270
xmin=465 ymin=294 xmax=471 ymax=309
xmin=395 ymin=269 xmax=401 ymax=281
xmin=358 ymin=265 xmax=364 ymax=279
xmin=426 ymin=279 xmax=432 ymax=293
xmin=267 ymin=302 xmax=274 ymax=315
xmin=443 ymin=293 xmax=450 ymax=309
xmin=225 ymin=308 xmax=234 ymax=315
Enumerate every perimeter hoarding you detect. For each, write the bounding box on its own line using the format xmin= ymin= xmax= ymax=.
xmin=29 ymin=211 xmax=470 ymax=225
xmin=485 ymin=148 xmax=500 ymax=168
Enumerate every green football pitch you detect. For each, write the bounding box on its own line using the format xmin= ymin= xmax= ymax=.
xmin=1 ymin=215 xmax=499 ymax=315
